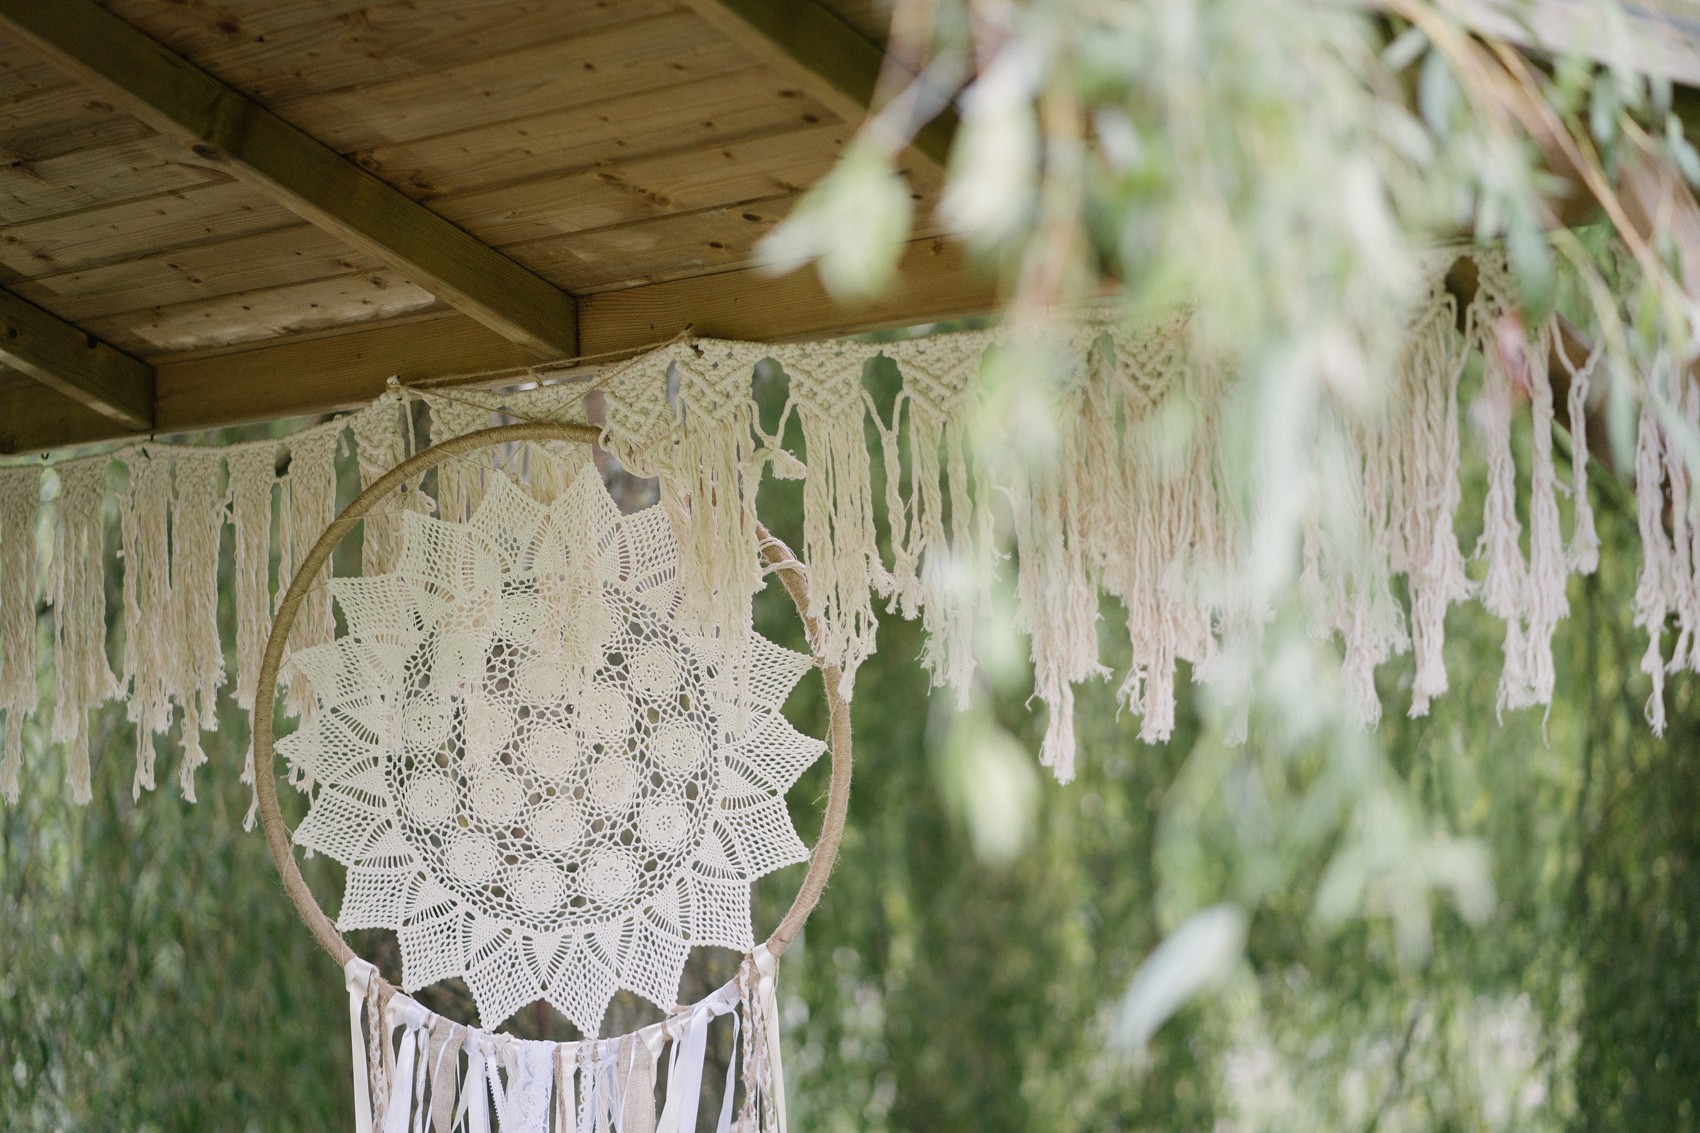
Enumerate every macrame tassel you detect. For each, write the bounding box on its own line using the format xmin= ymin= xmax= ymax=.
xmin=0 ymin=467 xmax=40 ymax=803
xmin=780 ymin=342 xmax=885 ymax=691
xmin=1010 ymin=338 xmax=1110 ymax=783
xmin=353 ymin=393 xmax=413 ymax=575
xmin=170 ymin=451 xmax=227 ymax=800
xmin=119 ymin=449 xmax=174 ymax=796
xmin=1299 ymin=409 xmax=1408 ymax=728
xmin=884 ymin=334 xmax=995 ymax=705
xmin=1473 ymin=309 xmax=1533 ymax=715
xmin=656 ymin=343 xmax=769 ymax=725
xmin=1515 ymin=319 xmax=1569 ymax=712
xmin=49 ymin=460 xmax=116 ymax=804
xmin=227 ymin=444 xmax=277 ymax=826
xmin=1401 ymin=297 xmax=1473 ymax=715
xmin=278 ymin=424 xmax=342 ymax=722
xmin=525 ymin=440 xmax=590 ymax=505
xmin=429 ymin=400 xmax=494 ymax=523
xmin=1562 ymin=339 xmax=1602 ymax=574
xmin=1105 ymin=331 xmax=1216 ymax=745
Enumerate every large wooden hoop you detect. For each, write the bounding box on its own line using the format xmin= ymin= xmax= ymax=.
xmin=252 ymin=421 xmax=853 ymax=1010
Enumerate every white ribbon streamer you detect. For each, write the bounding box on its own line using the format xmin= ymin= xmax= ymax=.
xmin=346 ymin=958 xmax=378 ymax=1133
xmin=384 ymin=999 xmax=433 ymax=1133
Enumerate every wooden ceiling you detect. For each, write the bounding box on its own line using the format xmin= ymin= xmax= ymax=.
xmin=0 ymin=0 xmax=1697 ymax=455
xmin=0 ymin=0 xmax=991 ymax=453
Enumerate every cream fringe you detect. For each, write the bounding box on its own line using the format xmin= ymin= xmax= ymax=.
xmin=0 ymin=249 xmax=1654 ymax=804
xmin=0 ymin=467 xmax=39 ymax=802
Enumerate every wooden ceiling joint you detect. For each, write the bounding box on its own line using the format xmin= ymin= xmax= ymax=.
xmin=0 ymin=286 xmax=154 ymax=433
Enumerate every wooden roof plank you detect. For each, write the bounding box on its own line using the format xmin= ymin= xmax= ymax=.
xmin=103 ymin=0 xmax=678 ymax=109
xmin=0 ymin=137 xmax=229 ymax=226
xmin=676 ymin=0 xmax=954 ymax=167
xmin=0 ymin=0 xmax=580 ymax=358
xmin=0 ymin=182 xmax=299 ymax=279
xmin=0 ymin=285 xmax=153 ymax=429
xmin=83 ymin=269 xmax=445 ymax=357
xmin=351 ymin=70 xmax=839 ymax=201
xmin=434 ymin=122 xmax=937 ymax=249
xmin=271 ymin=12 xmax=749 ymax=154
xmin=14 ymin=224 xmax=380 ymax=321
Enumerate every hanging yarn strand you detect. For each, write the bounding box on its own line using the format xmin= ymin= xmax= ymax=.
xmin=48 ymin=459 xmax=118 ymax=804
xmin=0 ymin=466 xmax=40 ymax=802
xmin=170 ymin=451 xmax=229 ymax=800
xmin=278 ymin=424 xmax=343 ymax=723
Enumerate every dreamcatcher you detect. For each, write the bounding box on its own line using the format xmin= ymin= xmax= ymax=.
xmin=253 ymin=423 xmax=852 ymax=1133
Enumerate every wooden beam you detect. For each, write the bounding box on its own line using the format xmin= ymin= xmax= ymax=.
xmin=0 ymin=239 xmax=998 ymax=453
xmin=580 ymin=236 xmax=996 ymax=355
xmin=0 ymin=0 xmax=579 ymax=360
xmin=0 ymin=286 xmax=153 ymax=430
xmin=677 ymin=0 xmax=956 ymax=167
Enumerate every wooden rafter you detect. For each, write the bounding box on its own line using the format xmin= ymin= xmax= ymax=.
xmin=0 ymin=239 xmax=997 ymax=454
xmin=0 ymin=0 xmax=577 ymax=360
xmin=677 ymin=0 xmax=956 ymax=167
xmin=0 ymin=287 xmax=153 ymax=432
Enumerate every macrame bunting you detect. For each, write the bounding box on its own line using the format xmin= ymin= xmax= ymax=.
xmin=0 ymin=246 xmax=1674 ymax=806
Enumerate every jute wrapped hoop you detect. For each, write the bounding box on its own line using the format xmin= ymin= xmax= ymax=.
xmin=251 ymin=421 xmax=853 ymax=1007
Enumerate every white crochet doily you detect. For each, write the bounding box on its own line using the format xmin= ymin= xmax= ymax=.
xmin=278 ymin=462 xmax=824 ymax=1033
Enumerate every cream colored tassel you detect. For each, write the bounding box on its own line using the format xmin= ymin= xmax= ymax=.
xmin=660 ymin=342 xmax=769 ymax=714
xmin=1401 ymin=297 xmax=1472 ymax=715
xmin=1632 ymin=360 xmax=1675 ymax=733
xmin=119 ymin=448 xmax=173 ymax=796
xmin=0 ymin=466 xmax=40 ymax=803
xmin=278 ymin=424 xmax=342 ymax=721
xmin=780 ymin=340 xmax=884 ymax=692
xmin=48 ymin=459 xmax=117 ymax=804
xmin=353 ymin=393 xmax=412 ymax=574
xmin=1562 ymin=339 xmax=1602 ymax=574
xmin=884 ymin=332 xmax=994 ymax=705
xmin=169 ymin=451 xmax=227 ymax=800
xmin=227 ymin=443 xmax=277 ymax=826
xmin=428 ymin=399 xmax=492 ymax=523
xmin=1514 ymin=319 xmax=1568 ymax=712
xmin=1011 ymin=337 xmax=1108 ymax=783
